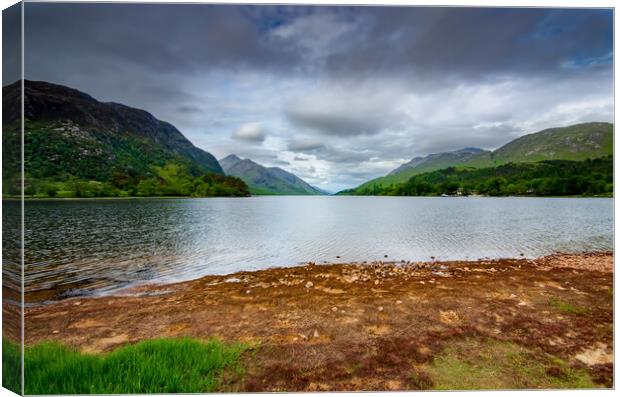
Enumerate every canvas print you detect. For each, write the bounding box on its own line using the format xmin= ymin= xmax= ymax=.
xmin=1 ymin=2 xmax=614 ymax=394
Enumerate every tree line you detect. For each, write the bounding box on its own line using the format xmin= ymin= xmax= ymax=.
xmin=343 ymin=156 xmax=612 ymax=197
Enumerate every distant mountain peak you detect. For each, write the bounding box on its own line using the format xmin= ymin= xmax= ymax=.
xmin=221 ymin=154 xmax=242 ymax=162
xmin=220 ymin=154 xmax=325 ymax=196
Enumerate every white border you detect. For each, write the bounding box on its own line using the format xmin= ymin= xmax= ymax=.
xmin=0 ymin=1 xmax=616 ymax=397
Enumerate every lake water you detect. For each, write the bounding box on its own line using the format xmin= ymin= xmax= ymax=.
xmin=16 ymin=196 xmax=613 ymax=302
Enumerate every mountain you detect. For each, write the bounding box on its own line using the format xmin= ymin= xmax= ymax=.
xmin=353 ymin=147 xmax=493 ymax=191
xmin=220 ymin=154 xmax=325 ymax=195
xmin=389 ymin=147 xmax=491 ymax=176
xmin=1 ymin=80 xmax=252 ymax=198
xmin=345 ymin=122 xmax=613 ymax=194
xmin=491 ymin=122 xmax=613 ymax=163
xmin=4 ymin=80 xmax=222 ymax=177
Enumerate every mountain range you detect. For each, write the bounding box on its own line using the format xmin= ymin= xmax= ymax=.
xmin=348 ymin=122 xmax=613 ymax=193
xmin=2 ymin=80 xmax=612 ymax=198
xmin=220 ymin=155 xmax=325 ymax=195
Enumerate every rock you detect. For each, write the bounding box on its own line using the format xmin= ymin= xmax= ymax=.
xmin=374 ymin=280 xmax=380 ymax=285
xmin=73 ymin=301 xmax=81 ymax=306
xmin=246 ymin=290 xmax=251 ymax=294
xmin=378 ymin=306 xmax=384 ymax=312
xmin=305 ymin=281 xmax=314 ymax=289
xmin=52 ymin=330 xmax=60 ymax=334
xmin=225 ymin=277 xmax=241 ymax=283
xmin=396 ymin=300 xmax=403 ymax=304
xmin=313 ymin=329 xmax=320 ymax=338
xmin=332 ymin=306 xmax=338 ymax=312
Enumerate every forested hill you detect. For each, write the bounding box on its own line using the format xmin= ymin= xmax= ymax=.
xmin=349 ymin=122 xmax=613 ymax=193
xmin=2 ymin=80 xmax=249 ymax=198
xmin=339 ymin=156 xmax=612 ymax=197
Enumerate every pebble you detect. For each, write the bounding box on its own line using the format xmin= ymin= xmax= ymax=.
xmin=246 ymin=290 xmax=251 ymax=294
xmin=374 ymin=280 xmax=380 ymax=285
xmin=52 ymin=330 xmax=59 ymax=334
xmin=313 ymin=329 xmax=320 ymax=338
xmin=396 ymin=300 xmax=403 ymax=304
xmin=332 ymin=306 xmax=338 ymax=312
xmin=378 ymin=306 xmax=384 ymax=312
xmin=305 ymin=281 xmax=314 ymax=289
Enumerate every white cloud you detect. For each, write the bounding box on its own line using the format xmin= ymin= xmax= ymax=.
xmin=232 ymin=122 xmax=266 ymax=142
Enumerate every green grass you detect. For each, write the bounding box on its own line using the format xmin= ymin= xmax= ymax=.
xmin=418 ymin=338 xmax=596 ymax=390
xmin=548 ymin=298 xmax=592 ymax=316
xmin=15 ymin=337 xmax=247 ymax=394
xmin=2 ymin=338 xmax=22 ymax=394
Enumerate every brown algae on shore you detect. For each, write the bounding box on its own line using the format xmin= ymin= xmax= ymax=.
xmin=17 ymin=251 xmax=613 ymax=391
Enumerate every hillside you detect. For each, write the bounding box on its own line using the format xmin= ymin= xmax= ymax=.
xmin=340 ymin=156 xmax=612 ymax=197
xmin=492 ymin=122 xmax=613 ymax=163
xmin=2 ymin=80 xmax=249 ymax=198
xmin=345 ymin=122 xmax=613 ymax=194
xmin=220 ymin=154 xmax=325 ymax=195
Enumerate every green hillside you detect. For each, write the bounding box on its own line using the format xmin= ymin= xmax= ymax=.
xmin=345 ymin=122 xmax=613 ymax=194
xmin=340 ymin=156 xmax=612 ymax=197
xmin=2 ymin=80 xmax=249 ymax=198
xmin=492 ymin=122 xmax=613 ymax=163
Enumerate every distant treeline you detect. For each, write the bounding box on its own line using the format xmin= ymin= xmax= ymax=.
xmin=340 ymin=156 xmax=613 ymax=197
xmin=9 ymin=163 xmax=250 ymax=198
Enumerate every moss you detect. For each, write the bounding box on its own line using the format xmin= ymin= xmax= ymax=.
xmin=419 ymin=338 xmax=596 ymax=390
xmin=548 ymin=298 xmax=592 ymax=316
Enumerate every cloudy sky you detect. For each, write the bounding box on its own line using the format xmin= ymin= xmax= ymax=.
xmin=22 ymin=4 xmax=613 ymax=192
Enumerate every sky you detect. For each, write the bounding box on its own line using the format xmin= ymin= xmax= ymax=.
xmin=20 ymin=4 xmax=613 ymax=192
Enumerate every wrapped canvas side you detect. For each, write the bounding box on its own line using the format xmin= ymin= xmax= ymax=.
xmin=2 ymin=2 xmax=23 ymax=395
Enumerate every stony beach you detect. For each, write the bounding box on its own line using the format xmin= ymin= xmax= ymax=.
xmin=19 ymin=251 xmax=614 ymax=390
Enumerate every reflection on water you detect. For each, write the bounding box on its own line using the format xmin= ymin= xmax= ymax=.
xmin=22 ymin=196 xmax=613 ymax=302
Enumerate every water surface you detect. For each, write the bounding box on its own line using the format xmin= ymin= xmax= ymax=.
xmin=19 ymin=196 xmax=613 ymax=302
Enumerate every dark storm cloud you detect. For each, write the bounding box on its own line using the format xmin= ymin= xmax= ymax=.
xmin=25 ymin=5 xmax=612 ymax=87
xmin=24 ymin=3 xmax=302 ymax=76
xmin=323 ymin=7 xmax=612 ymax=83
xmin=21 ymin=3 xmax=613 ymax=191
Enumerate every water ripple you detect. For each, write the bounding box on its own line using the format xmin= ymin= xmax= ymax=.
xmin=9 ymin=196 xmax=613 ymax=302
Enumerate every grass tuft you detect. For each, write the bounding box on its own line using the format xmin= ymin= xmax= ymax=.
xmin=419 ymin=338 xmax=596 ymax=390
xmin=548 ymin=298 xmax=591 ymax=316
xmin=19 ymin=337 xmax=247 ymax=394
xmin=3 ymin=338 xmax=22 ymax=394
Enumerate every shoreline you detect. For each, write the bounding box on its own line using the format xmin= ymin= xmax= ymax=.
xmin=18 ymin=250 xmax=614 ymax=306
xmin=18 ymin=251 xmax=613 ymax=390
xmin=4 ymin=194 xmax=614 ymax=200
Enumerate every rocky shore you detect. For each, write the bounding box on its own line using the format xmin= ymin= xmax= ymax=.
xmin=22 ymin=252 xmax=613 ymax=390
